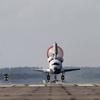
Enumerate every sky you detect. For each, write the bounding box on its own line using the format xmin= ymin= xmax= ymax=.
xmin=0 ymin=0 xmax=100 ymax=67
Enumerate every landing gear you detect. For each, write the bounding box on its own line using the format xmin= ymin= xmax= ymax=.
xmin=61 ymin=74 xmax=65 ymax=82
xmin=54 ymin=74 xmax=57 ymax=82
xmin=47 ymin=74 xmax=50 ymax=82
xmin=46 ymin=74 xmax=65 ymax=83
xmin=4 ymin=74 xmax=8 ymax=81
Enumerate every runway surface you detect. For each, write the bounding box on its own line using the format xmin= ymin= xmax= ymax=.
xmin=0 ymin=84 xmax=100 ymax=100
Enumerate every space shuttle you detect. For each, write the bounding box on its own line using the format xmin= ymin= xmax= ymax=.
xmin=36 ymin=42 xmax=80 ymax=82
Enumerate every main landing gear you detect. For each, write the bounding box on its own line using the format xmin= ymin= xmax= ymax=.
xmin=47 ymin=74 xmax=50 ymax=82
xmin=4 ymin=74 xmax=9 ymax=81
xmin=61 ymin=74 xmax=65 ymax=82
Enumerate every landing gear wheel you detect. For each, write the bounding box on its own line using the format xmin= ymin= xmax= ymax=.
xmin=61 ymin=74 xmax=65 ymax=82
xmin=47 ymin=74 xmax=50 ymax=82
xmin=4 ymin=74 xmax=8 ymax=81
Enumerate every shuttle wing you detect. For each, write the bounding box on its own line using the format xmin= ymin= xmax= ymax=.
xmin=34 ymin=68 xmax=50 ymax=73
xmin=34 ymin=67 xmax=80 ymax=73
xmin=62 ymin=68 xmax=80 ymax=73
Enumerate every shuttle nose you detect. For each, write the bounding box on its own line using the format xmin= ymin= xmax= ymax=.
xmin=53 ymin=67 xmax=61 ymax=74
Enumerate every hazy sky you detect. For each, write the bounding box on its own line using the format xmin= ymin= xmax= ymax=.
xmin=0 ymin=0 xmax=100 ymax=67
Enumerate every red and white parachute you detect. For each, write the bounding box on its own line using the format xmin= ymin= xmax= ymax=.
xmin=47 ymin=45 xmax=64 ymax=58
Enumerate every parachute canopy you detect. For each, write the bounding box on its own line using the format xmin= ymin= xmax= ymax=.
xmin=47 ymin=45 xmax=64 ymax=58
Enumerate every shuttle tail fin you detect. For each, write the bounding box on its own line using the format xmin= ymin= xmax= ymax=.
xmin=53 ymin=42 xmax=58 ymax=58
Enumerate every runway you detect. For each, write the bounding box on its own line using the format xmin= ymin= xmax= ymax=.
xmin=0 ymin=84 xmax=100 ymax=100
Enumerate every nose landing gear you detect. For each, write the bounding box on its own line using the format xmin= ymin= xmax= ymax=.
xmin=54 ymin=74 xmax=57 ymax=82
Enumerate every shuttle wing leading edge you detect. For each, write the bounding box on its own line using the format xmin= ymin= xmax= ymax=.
xmin=62 ymin=68 xmax=80 ymax=73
